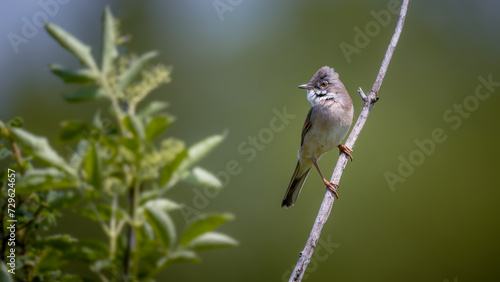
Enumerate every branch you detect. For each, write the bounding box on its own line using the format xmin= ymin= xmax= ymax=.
xmin=122 ymin=181 xmax=136 ymax=275
xmin=289 ymin=1 xmax=410 ymax=281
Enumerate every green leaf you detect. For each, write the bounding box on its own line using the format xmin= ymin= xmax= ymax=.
xmin=164 ymin=250 xmax=200 ymax=266
xmin=78 ymin=205 xmax=108 ymax=222
xmin=139 ymin=221 xmax=155 ymax=240
xmin=77 ymin=203 xmax=124 ymax=222
xmin=146 ymin=116 xmax=169 ymax=141
xmin=92 ymin=110 xmax=103 ymax=129
xmin=160 ymin=149 xmax=187 ymax=186
xmin=143 ymin=199 xmax=182 ymax=212
xmin=143 ymin=206 xmax=176 ymax=248
xmin=116 ymin=51 xmax=158 ymax=91
xmin=134 ymin=238 xmax=166 ymax=278
xmin=100 ymin=7 xmax=118 ymax=75
xmin=49 ymin=64 xmax=97 ymax=84
xmin=122 ymin=115 xmax=145 ymax=140
xmin=45 ymin=23 xmax=98 ymax=70
xmin=137 ymin=101 xmax=169 ymax=120
xmin=84 ymin=143 xmax=102 ymax=190
xmin=182 ymin=167 xmax=223 ymax=189
xmin=63 ymin=87 xmax=107 ymax=102
xmin=0 ymin=147 xmax=12 ymax=160
xmin=186 ymin=232 xmax=238 ymax=251
xmin=66 ymin=139 xmax=87 ymax=170
xmin=180 ymin=213 xmax=234 ymax=246
xmin=47 ymin=190 xmax=82 ymax=210
xmin=57 ymin=121 xmax=89 ymax=144
xmin=178 ymin=131 xmax=227 ymax=172
xmin=91 ymin=259 xmax=113 ymax=273
xmin=17 ymin=168 xmax=77 ymax=194
xmin=35 ymin=249 xmax=66 ymax=274
xmin=9 ymin=127 xmax=76 ymax=176
xmin=78 ymin=239 xmax=109 ymax=262
xmin=0 ymin=263 xmax=13 ymax=282
xmin=8 ymin=117 xmax=23 ymax=128
xmin=118 ymin=137 xmax=139 ymax=152
xmin=39 ymin=234 xmax=78 ymax=251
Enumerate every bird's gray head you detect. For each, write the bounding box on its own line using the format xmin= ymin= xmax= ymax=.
xmin=298 ymin=66 xmax=346 ymax=105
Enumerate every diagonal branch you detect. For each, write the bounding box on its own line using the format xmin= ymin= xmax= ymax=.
xmin=289 ymin=1 xmax=410 ymax=281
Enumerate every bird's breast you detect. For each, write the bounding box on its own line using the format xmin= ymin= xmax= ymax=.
xmin=300 ymin=102 xmax=353 ymax=159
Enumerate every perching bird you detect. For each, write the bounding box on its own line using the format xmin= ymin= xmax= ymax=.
xmin=282 ymin=66 xmax=354 ymax=208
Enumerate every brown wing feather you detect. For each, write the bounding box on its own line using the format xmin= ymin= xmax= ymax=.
xmin=301 ymin=107 xmax=314 ymax=146
xmin=281 ymin=107 xmax=315 ymax=208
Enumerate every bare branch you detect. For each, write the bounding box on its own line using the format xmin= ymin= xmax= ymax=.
xmin=358 ymin=87 xmax=367 ymax=101
xmin=289 ymin=1 xmax=410 ymax=281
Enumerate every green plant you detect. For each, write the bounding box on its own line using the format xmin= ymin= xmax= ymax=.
xmin=0 ymin=8 xmax=236 ymax=281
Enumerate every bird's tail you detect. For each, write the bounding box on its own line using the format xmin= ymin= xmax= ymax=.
xmin=281 ymin=161 xmax=312 ymax=208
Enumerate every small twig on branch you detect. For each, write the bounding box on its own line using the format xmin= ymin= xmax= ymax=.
xmin=288 ymin=1 xmax=410 ymax=281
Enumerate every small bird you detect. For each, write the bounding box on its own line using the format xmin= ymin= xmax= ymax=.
xmin=282 ymin=66 xmax=354 ymax=208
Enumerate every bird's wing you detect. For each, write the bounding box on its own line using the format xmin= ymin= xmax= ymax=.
xmin=301 ymin=107 xmax=314 ymax=146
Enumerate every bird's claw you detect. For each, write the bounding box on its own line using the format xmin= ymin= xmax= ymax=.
xmin=323 ymin=179 xmax=339 ymax=199
xmin=338 ymin=144 xmax=353 ymax=162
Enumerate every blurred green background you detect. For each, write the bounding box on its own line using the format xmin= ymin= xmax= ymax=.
xmin=1 ymin=0 xmax=499 ymax=281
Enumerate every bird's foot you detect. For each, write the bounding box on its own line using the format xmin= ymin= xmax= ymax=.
xmin=323 ymin=178 xmax=339 ymax=199
xmin=338 ymin=144 xmax=353 ymax=162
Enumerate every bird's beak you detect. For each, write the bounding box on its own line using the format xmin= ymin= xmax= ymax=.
xmin=298 ymin=84 xmax=312 ymax=90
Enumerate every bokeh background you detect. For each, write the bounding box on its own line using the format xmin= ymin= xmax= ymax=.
xmin=1 ymin=1 xmax=500 ymax=281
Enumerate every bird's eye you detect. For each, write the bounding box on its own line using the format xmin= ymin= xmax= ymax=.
xmin=321 ymin=81 xmax=328 ymax=88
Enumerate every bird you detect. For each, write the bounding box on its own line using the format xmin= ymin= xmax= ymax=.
xmin=282 ymin=66 xmax=354 ymax=208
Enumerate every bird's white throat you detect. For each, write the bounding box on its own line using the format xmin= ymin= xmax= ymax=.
xmin=307 ymin=89 xmax=336 ymax=105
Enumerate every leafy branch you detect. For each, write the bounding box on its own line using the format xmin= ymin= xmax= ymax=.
xmin=0 ymin=7 xmax=236 ymax=281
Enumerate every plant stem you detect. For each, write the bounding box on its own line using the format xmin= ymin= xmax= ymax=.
xmin=110 ymin=194 xmax=118 ymax=257
xmin=123 ymin=181 xmax=139 ymax=275
xmin=90 ymin=202 xmax=111 ymax=235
